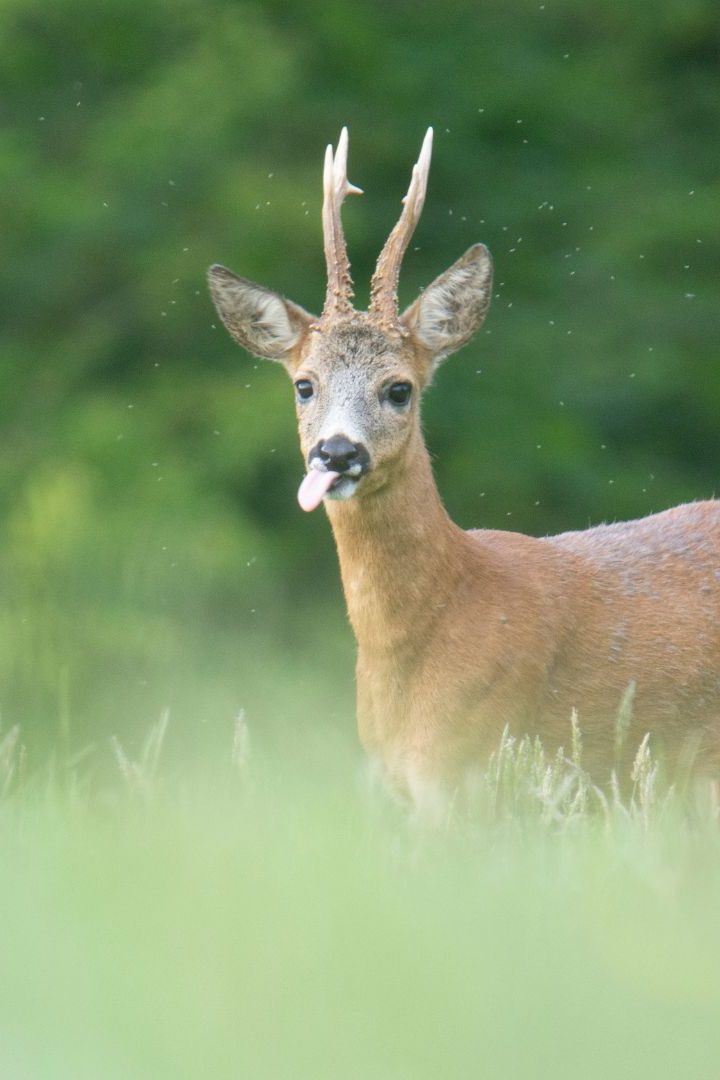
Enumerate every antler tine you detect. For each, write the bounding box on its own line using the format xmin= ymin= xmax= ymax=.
xmin=321 ymin=127 xmax=363 ymax=321
xmin=369 ymin=127 xmax=434 ymax=332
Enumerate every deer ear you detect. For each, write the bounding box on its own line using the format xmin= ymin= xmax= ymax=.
xmin=401 ymin=244 xmax=493 ymax=365
xmin=208 ymin=265 xmax=316 ymax=363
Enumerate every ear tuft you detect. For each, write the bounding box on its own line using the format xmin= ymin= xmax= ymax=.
xmin=401 ymin=244 xmax=493 ymax=364
xmin=208 ymin=265 xmax=315 ymax=362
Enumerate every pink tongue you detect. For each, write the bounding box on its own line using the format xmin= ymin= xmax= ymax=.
xmin=297 ymin=469 xmax=341 ymax=512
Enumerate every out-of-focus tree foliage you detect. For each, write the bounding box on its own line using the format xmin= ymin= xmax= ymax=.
xmin=1 ymin=0 xmax=718 ymax=752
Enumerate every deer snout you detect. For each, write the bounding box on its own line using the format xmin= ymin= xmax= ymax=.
xmin=313 ymin=436 xmax=370 ymax=476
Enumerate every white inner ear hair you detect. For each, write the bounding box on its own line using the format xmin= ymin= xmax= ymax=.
xmin=416 ymin=262 xmax=483 ymax=351
xmin=245 ymin=288 xmax=298 ymax=353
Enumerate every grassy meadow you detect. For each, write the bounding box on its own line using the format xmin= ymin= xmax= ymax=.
xmin=2 ymin=713 xmax=720 ymax=1080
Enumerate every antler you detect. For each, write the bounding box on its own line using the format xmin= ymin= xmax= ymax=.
xmin=368 ymin=127 xmax=434 ymax=332
xmin=321 ymin=127 xmax=363 ymax=321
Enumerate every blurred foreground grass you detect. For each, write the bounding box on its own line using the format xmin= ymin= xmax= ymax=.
xmin=1 ymin=716 xmax=720 ymax=1079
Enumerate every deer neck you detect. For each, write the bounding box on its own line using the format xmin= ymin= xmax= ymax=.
xmin=324 ymin=434 xmax=465 ymax=653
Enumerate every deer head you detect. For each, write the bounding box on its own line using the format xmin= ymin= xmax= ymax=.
xmin=208 ymin=128 xmax=493 ymax=511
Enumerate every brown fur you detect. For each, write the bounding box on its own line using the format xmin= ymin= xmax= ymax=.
xmin=326 ymin=435 xmax=720 ymax=796
xmin=208 ymin=130 xmax=720 ymax=809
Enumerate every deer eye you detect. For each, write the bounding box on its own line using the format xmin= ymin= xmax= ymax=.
xmin=295 ymin=379 xmax=314 ymax=401
xmin=387 ymin=382 xmax=412 ymax=406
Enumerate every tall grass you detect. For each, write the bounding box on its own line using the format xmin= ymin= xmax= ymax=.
xmin=1 ymin=712 xmax=720 ymax=1080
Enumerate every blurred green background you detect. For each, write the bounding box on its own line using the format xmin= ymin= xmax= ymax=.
xmin=2 ymin=0 xmax=718 ymax=760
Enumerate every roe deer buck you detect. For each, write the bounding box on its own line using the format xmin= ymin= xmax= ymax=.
xmin=209 ymin=128 xmax=720 ymax=809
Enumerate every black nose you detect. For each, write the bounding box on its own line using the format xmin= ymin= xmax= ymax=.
xmin=316 ymin=436 xmax=368 ymax=474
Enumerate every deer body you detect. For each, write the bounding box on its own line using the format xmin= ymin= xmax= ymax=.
xmin=336 ymin=481 xmax=720 ymax=794
xmin=209 ymin=129 xmax=720 ymax=804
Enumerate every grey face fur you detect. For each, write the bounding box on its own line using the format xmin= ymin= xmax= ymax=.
xmin=207 ymin=243 xmax=493 ymax=504
xmin=293 ymin=317 xmax=419 ymax=500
